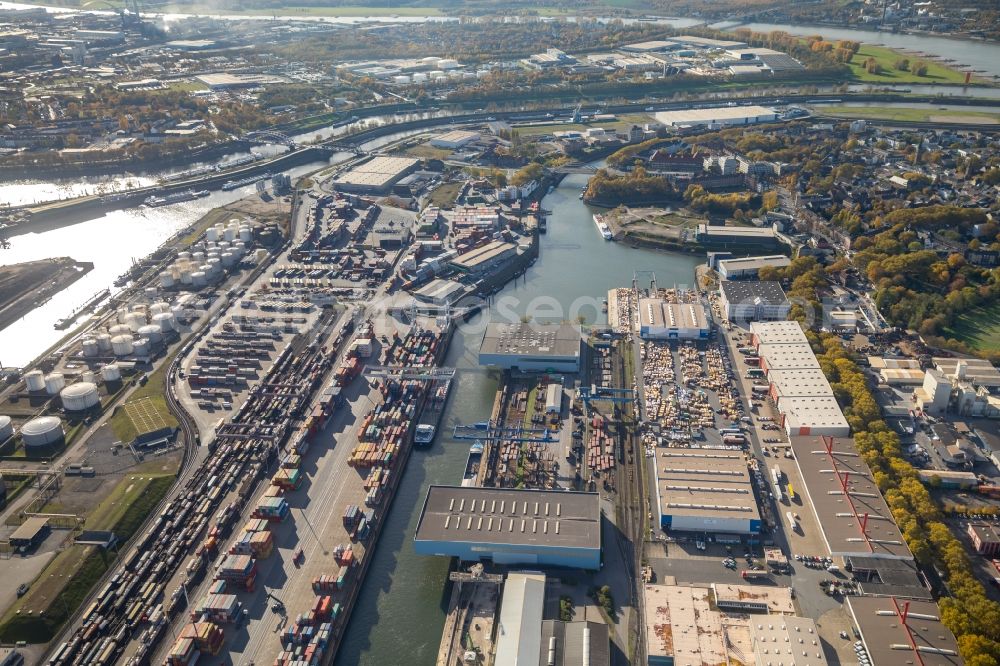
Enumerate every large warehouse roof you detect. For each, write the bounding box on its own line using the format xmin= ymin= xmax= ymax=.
xmin=780 ymin=396 xmax=850 ymax=431
xmin=496 ymin=572 xmax=546 ymax=666
xmin=766 ymin=368 xmax=833 ymax=398
xmin=655 ymin=448 xmax=760 ymax=524
xmin=750 ymin=320 xmax=809 ymax=345
xmin=638 ymin=298 xmax=709 ymax=330
xmin=414 ymin=486 xmax=601 ymax=550
xmin=758 ymin=343 xmax=821 ymax=371
xmin=789 ymin=436 xmax=912 ymax=559
xmin=720 ymin=281 xmax=788 ymax=306
xmin=717 ymin=254 xmax=790 ymax=274
xmin=847 ymin=597 xmax=961 ymax=666
xmin=656 ymin=105 xmax=776 ymax=126
xmin=480 ymin=322 xmax=582 ymax=359
xmin=331 ymin=155 xmax=419 ymax=189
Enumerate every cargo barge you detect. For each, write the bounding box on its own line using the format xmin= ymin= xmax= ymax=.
xmin=53 ymin=288 xmax=111 ymax=330
xmin=593 ymin=214 xmax=613 ymax=240
xmin=414 ymin=378 xmax=452 ymax=447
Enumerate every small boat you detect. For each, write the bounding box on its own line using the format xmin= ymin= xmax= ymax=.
xmin=414 ymin=424 xmax=436 ymax=446
xmin=593 ymin=214 xmax=613 ymax=240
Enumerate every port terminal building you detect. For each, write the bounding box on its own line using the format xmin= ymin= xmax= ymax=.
xmin=653 ymin=448 xmax=761 ymax=536
xmin=719 ymin=281 xmax=790 ymax=322
xmin=413 ymin=486 xmax=602 ymax=569
xmin=637 ymin=298 xmax=710 ymax=341
xmin=479 ymin=322 xmax=583 ymax=373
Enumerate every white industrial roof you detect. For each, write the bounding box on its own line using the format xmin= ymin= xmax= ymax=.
xmin=766 ymin=368 xmax=834 ymax=398
xmin=495 ymin=572 xmax=546 ymax=666
xmin=780 ymin=397 xmax=850 ymax=430
xmin=759 ymin=343 xmax=821 ymax=371
xmin=639 ymin=298 xmax=709 ymax=331
xmin=750 ymin=321 xmax=809 ymax=345
xmin=749 ymin=616 xmax=829 ymax=666
xmin=656 ymin=105 xmax=777 ymax=126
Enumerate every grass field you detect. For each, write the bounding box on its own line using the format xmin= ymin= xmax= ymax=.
xmin=426 ymin=181 xmax=464 ymax=208
xmin=405 ymin=143 xmax=454 ymax=160
xmin=943 ymin=302 xmax=1000 ymax=353
xmin=848 ymin=44 xmax=970 ymax=84
xmin=108 ymin=358 xmax=178 ymax=444
xmin=167 ymin=80 xmax=208 ymax=92
xmin=818 ymin=105 xmax=1000 ymax=124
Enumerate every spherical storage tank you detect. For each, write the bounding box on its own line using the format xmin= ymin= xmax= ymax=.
xmin=81 ymin=338 xmax=100 ymax=357
xmin=111 ymin=335 xmax=134 ymax=357
xmin=24 ymin=370 xmax=45 ymax=392
xmin=0 ymin=416 xmax=13 ymax=442
xmin=44 ymin=373 xmax=66 ymax=395
xmin=138 ymin=324 xmax=163 ymax=344
xmin=101 ymin=363 xmax=121 ymax=382
xmin=152 ymin=312 xmax=175 ymax=332
xmin=61 ymin=382 xmax=99 ymax=412
xmin=21 ymin=416 xmax=64 ymax=448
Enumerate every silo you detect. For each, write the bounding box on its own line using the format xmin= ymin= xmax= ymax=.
xmin=159 ymin=272 xmax=175 ymax=289
xmin=193 ymin=251 xmax=206 ymax=263
xmin=96 ymin=333 xmax=113 ymax=352
xmin=21 ymin=416 xmax=64 ymax=448
xmin=24 ymin=370 xmax=45 ymax=392
xmin=152 ymin=312 xmax=175 ymax=332
xmin=138 ymin=324 xmax=163 ymax=344
xmin=224 ymin=225 xmax=237 ymax=242
xmin=143 ymin=287 xmax=157 ymax=300
xmin=81 ymin=338 xmax=100 ymax=357
xmin=150 ymin=302 xmax=170 ymax=315
xmin=0 ymin=415 xmax=13 ymax=442
xmin=101 ymin=364 xmax=122 ymax=382
xmin=233 ymin=242 xmax=246 ymax=256
xmin=111 ymin=335 xmax=134 ymax=357
xmin=44 ymin=373 xmax=66 ymax=395
xmin=116 ymin=306 xmax=130 ymax=324
xmin=239 ymin=226 xmax=252 ymax=242
xmin=177 ymin=251 xmax=192 ymax=261
xmin=191 ymin=272 xmax=207 ymax=288
xmin=133 ymin=338 xmax=150 ymax=357
xmin=169 ymin=305 xmax=184 ymax=321
xmin=125 ymin=312 xmax=146 ymax=332
xmin=109 ymin=324 xmax=131 ymax=336
xmin=60 ymin=382 xmax=100 ymax=411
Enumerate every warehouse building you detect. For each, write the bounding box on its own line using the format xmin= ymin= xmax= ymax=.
xmin=412 ymin=278 xmax=467 ymax=305
xmin=789 ymin=436 xmax=912 ymax=560
xmin=716 ymin=254 xmax=791 ymax=280
xmin=766 ymin=368 xmax=834 ymax=403
xmin=479 ymin=322 xmax=583 ymax=373
xmin=656 ymin=105 xmax=778 ymax=128
xmin=846 ymin=597 xmax=961 ymax=666
xmin=757 ymin=343 xmax=821 ymax=373
xmin=935 ymin=357 xmax=1000 ymax=387
xmin=429 ymin=129 xmax=480 ymax=149
xmin=654 ymin=448 xmax=761 ymax=536
xmin=719 ymin=281 xmax=790 ymax=322
xmin=779 ymin=396 xmax=851 ymax=437
xmin=749 ymin=320 xmax=808 ymax=347
xmin=637 ymin=298 xmax=710 ymax=340
xmin=331 ymin=156 xmax=421 ymax=193
xmin=539 ymin=620 xmax=610 ymax=666
xmin=450 ymin=240 xmax=517 ymax=275
xmin=696 ymin=224 xmax=782 ymax=250
xmin=413 ymin=486 xmax=602 ymax=569
xmin=495 ymin=572 xmax=546 ymax=666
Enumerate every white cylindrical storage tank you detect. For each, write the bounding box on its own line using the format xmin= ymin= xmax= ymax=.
xmin=111 ymin=335 xmax=134 ymax=357
xmin=159 ymin=272 xmax=175 ymax=289
xmin=132 ymin=304 xmax=146 ymax=314
xmin=44 ymin=372 xmax=66 ymax=395
xmin=101 ymin=363 xmax=121 ymax=382
xmin=144 ymin=287 xmax=157 ymax=299
xmin=81 ymin=370 xmax=96 ymax=384
xmin=125 ymin=312 xmax=146 ymax=332
xmin=116 ymin=306 xmax=129 ymax=324
xmin=0 ymin=415 xmax=12 ymax=442
xmin=61 ymin=382 xmax=99 ymax=411
xmin=180 ymin=270 xmax=193 ymax=285
xmin=221 ymin=252 xmax=236 ymax=268
xmin=24 ymin=370 xmax=45 ymax=392
xmin=133 ymin=338 xmax=150 ymax=357
xmin=152 ymin=312 xmax=175 ymax=332
xmin=206 ymin=226 xmax=220 ymax=242
xmin=109 ymin=324 xmax=131 ymax=336
xmin=217 ymin=240 xmax=230 ymax=251
xmin=169 ymin=305 xmax=184 ymax=321
xmin=177 ymin=251 xmax=192 ymax=261
xmin=192 ymin=251 xmax=206 ymax=262
xmin=82 ymin=338 xmax=100 ymax=357
xmin=150 ymin=302 xmax=170 ymax=315
xmin=224 ymin=225 xmax=237 ymax=242
xmin=191 ymin=271 xmax=207 ymax=288
xmin=96 ymin=333 xmax=112 ymax=352
xmin=239 ymin=226 xmax=252 ymax=242
xmin=233 ymin=241 xmax=246 ymax=255
xmin=138 ymin=324 xmax=163 ymax=344
xmin=254 ymin=248 xmax=269 ymax=264
xmin=21 ymin=416 xmax=64 ymax=448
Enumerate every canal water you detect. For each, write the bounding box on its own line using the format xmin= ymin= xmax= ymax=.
xmin=334 ymin=172 xmax=701 ymax=665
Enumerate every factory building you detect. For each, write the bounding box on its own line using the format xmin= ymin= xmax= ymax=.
xmin=479 ymin=322 xmax=583 ymax=373
xmin=9 ymin=516 xmax=50 ymax=551
xmin=757 ymin=343 xmax=821 ymax=373
xmin=429 ymin=129 xmax=480 ymax=149
xmin=637 ymin=298 xmax=710 ymax=340
xmin=696 ymin=224 xmax=782 ymax=251
xmin=330 ymin=156 xmax=421 ymax=194
xmin=654 ymin=448 xmax=761 ymax=536
xmin=716 ymin=254 xmax=791 ymax=280
xmin=413 ymin=486 xmax=602 ymax=569
xmin=914 ymin=369 xmax=951 ymax=415
xmin=495 ymin=572 xmax=546 ymax=666
xmin=789 ymin=436 xmax=912 ymax=560
xmin=449 ymin=240 xmax=517 ymax=275
xmin=411 ymin=278 xmax=467 ymax=306
xmin=749 ymin=320 xmax=807 ymax=347
xmin=778 ymin=396 xmax=851 ymax=438
xmin=719 ymin=281 xmax=790 ymax=322
xmin=656 ymin=105 xmax=778 ymax=129
xmin=846 ymin=597 xmax=961 ymax=666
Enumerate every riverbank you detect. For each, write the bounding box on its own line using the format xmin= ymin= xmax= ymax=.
xmin=0 ymin=258 xmax=92 ymax=335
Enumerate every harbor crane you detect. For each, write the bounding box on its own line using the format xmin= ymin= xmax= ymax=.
xmin=364 ymin=366 xmax=455 ymax=381
xmin=452 ymin=421 xmax=555 ymax=443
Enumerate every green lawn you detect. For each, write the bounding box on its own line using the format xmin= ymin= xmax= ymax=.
xmin=818 ymin=105 xmax=1000 ymax=124
xmin=405 ymin=143 xmax=454 ymax=160
xmin=167 ymin=80 xmax=208 ymax=93
xmin=426 ymin=181 xmax=464 ymax=208
xmin=848 ymin=44 xmax=971 ymax=84
xmin=107 ymin=358 xmax=178 ymax=444
xmin=943 ymin=302 xmax=1000 ymax=354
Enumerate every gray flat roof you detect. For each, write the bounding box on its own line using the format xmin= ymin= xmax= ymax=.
xmin=480 ymin=322 xmax=582 ymax=359
xmin=414 ymin=486 xmax=601 ymax=550
xmin=539 ymin=621 xmax=610 ymax=666
xmin=789 ymin=436 xmax=912 ymax=559
xmin=332 ymin=156 xmax=419 ymax=188
xmin=847 ymin=597 xmax=960 ymax=666
xmin=717 ymin=255 xmax=791 ymax=271
xmin=720 ymin=281 xmax=788 ymax=306
xmin=656 ymin=448 xmax=760 ymax=522
xmin=639 ymin=299 xmax=709 ymax=330
xmin=10 ymin=515 xmax=49 ymax=542
xmin=845 ymin=556 xmax=932 ymax=600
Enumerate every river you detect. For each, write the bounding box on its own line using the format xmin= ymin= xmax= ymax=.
xmin=333 ymin=171 xmax=700 ymax=665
